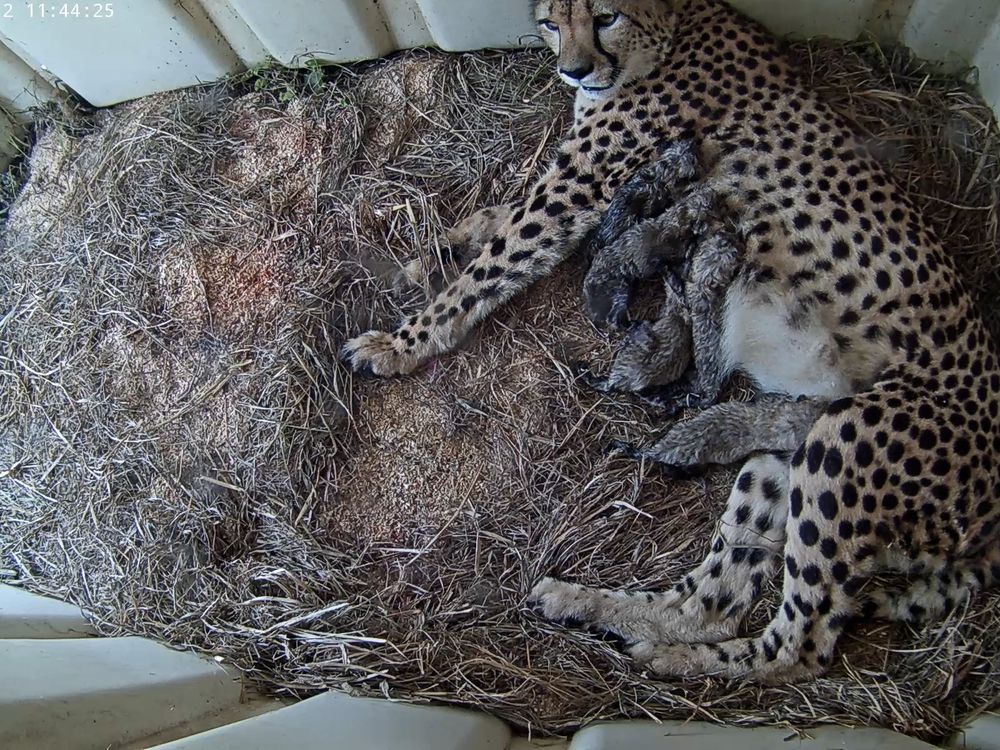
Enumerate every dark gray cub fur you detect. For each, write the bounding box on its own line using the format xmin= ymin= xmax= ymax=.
xmin=578 ymin=139 xmax=740 ymax=414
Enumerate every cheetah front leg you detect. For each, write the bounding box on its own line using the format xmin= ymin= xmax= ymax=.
xmin=341 ymin=157 xmax=606 ymax=376
xmin=397 ymin=205 xmax=514 ymax=291
xmin=530 ymin=454 xmax=790 ymax=645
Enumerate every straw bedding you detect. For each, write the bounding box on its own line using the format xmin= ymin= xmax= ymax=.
xmin=1 ymin=38 xmax=999 ymax=741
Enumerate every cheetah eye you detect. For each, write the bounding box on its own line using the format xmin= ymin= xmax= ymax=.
xmin=538 ymin=18 xmax=558 ymax=32
xmin=594 ymin=12 xmax=619 ymax=28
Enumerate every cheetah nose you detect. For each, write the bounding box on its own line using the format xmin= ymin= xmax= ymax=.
xmin=560 ymin=63 xmax=595 ymax=81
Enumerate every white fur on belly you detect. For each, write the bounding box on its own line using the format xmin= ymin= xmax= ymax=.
xmin=721 ymin=284 xmax=855 ymax=400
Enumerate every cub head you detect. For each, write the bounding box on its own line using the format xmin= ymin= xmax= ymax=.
xmin=533 ymin=0 xmax=677 ymax=100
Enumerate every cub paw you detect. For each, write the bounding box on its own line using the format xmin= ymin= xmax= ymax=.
xmin=573 ymin=360 xmax=612 ymax=393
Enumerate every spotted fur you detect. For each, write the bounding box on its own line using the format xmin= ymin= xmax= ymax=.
xmin=343 ymin=0 xmax=1000 ymax=682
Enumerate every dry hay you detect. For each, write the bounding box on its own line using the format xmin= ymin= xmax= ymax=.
xmin=1 ymin=39 xmax=999 ymax=742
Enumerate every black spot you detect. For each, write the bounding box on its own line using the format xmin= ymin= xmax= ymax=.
xmin=799 ymin=520 xmax=820 ymax=546
xmin=806 ymin=441 xmax=825 ymax=474
xmin=791 ymin=240 xmax=814 ymax=256
xmin=519 ymin=223 xmax=542 ymax=240
xmin=786 ymin=555 xmax=800 ymax=578
xmin=855 ymin=440 xmax=874 ymax=467
xmin=887 ymin=441 xmax=905 ymax=463
xmin=817 ymin=491 xmax=838 ymax=520
xmin=748 ymin=549 xmax=768 ymax=566
xmin=862 ymin=406 xmax=883 ymax=426
xmin=761 ymin=478 xmax=782 ymax=502
xmin=842 ymin=484 xmax=859 ymax=508
xmin=489 ymin=237 xmax=507 ymax=256
xmin=835 ymin=275 xmax=858 ymax=295
xmin=802 ymin=565 xmax=821 ymax=585
xmin=842 ymin=576 xmax=864 ymax=596
xmin=821 ymin=538 xmax=838 ymax=559
xmin=790 ymin=487 xmax=803 ymax=518
xmin=823 ymin=447 xmax=844 ymax=478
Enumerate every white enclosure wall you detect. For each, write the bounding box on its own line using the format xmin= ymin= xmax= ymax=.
xmin=0 ymin=0 xmax=998 ymax=122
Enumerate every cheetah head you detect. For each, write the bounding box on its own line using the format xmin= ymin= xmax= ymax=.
xmin=534 ymin=0 xmax=678 ymax=100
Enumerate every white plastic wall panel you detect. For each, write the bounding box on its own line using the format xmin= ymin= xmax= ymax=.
xmin=0 ymin=107 xmax=18 ymax=168
xmin=973 ymin=12 xmax=1000 ymax=112
xmin=228 ymin=0 xmax=398 ymax=66
xmin=0 ymin=584 xmax=97 ymax=638
xmin=380 ymin=0 xmax=435 ymax=49
xmin=0 ymin=42 xmax=54 ymax=122
xmin=728 ymin=0 xmax=878 ymax=41
xmin=901 ymin=0 xmax=1000 ymax=69
xmin=150 ymin=691 xmax=511 ymax=750
xmin=0 ymin=0 xmax=241 ymax=107
xmin=415 ymin=0 xmax=539 ymax=51
xmin=0 ymin=636 xmax=242 ymax=750
xmin=0 ymin=1 xmax=998 ymax=128
xmin=197 ymin=0 xmax=270 ymax=66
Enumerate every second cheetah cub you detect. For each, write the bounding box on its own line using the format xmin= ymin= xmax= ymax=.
xmin=579 ymin=139 xmax=740 ymax=414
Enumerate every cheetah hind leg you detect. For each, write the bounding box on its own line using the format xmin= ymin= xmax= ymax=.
xmin=862 ymin=546 xmax=1000 ymax=623
xmin=630 ymin=476 xmax=881 ymax=683
xmin=530 ymin=454 xmax=790 ymax=645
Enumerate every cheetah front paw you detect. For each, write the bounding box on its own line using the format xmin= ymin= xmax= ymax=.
xmin=628 ymin=642 xmax=698 ymax=676
xmin=528 ymin=577 xmax=601 ymax=626
xmin=341 ymin=329 xmax=421 ymax=377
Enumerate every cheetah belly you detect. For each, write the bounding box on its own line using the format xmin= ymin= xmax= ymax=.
xmin=721 ymin=283 xmax=854 ymax=400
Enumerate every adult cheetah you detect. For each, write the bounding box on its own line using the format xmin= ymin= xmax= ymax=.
xmin=342 ymin=0 xmax=1000 ymax=683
